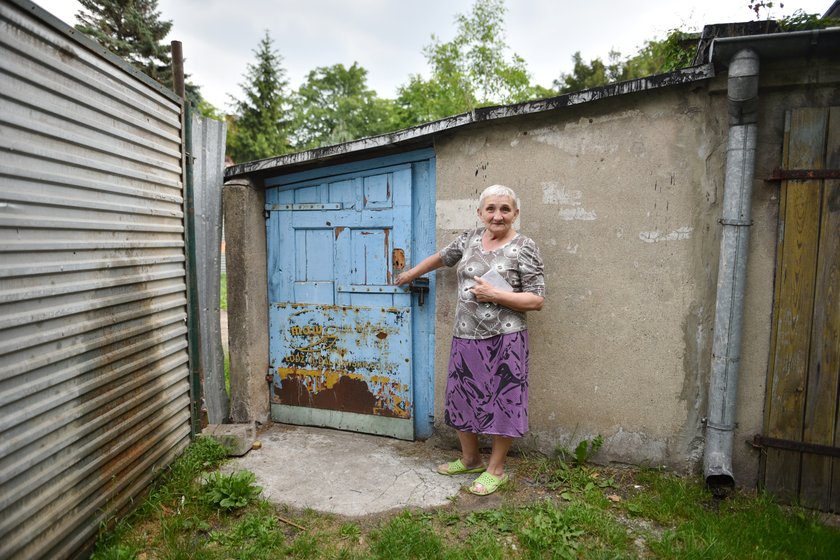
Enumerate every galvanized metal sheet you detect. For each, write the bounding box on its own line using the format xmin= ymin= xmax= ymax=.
xmin=191 ymin=113 xmax=228 ymax=423
xmin=0 ymin=2 xmax=191 ymax=558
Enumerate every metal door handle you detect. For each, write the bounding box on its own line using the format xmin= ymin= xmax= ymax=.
xmin=409 ymin=278 xmax=429 ymax=306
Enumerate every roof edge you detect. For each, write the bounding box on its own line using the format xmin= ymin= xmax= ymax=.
xmin=710 ymin=27 xmax=840 ymax=66
xmin=224 ymin=64 xmax=715 ymax=180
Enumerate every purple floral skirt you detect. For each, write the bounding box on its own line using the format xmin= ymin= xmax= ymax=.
xmin=444 ymin=331 xmax=529 ymax=438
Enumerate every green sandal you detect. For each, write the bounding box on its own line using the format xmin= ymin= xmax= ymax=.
xmin=437 ymin=458 xmax=485 ymax=476
xmin=468 ymin=471 xmax=509 ymax=495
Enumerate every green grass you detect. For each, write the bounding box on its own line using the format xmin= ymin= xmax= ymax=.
xmin=220 ymin=272 xmax=227 ymax=311
xmin=91 ymin=436 xmax=229 ymax=560
xmin=224 ymin=352 xmax=230 ymax=397
xmin=92 ymin=440 xmax=840 ymax=559
xmin=221 ymin=272 xmax=230 ymax=397
xmin=623 ymin=469 xmax=839 ymax=559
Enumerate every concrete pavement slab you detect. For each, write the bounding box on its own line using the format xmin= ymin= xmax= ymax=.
xmin=222 ymin=423 xmax=467 ymax=517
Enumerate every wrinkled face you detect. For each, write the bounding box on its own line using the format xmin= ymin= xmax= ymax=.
xmin=477 ymin=195 xmax=519 ymax=235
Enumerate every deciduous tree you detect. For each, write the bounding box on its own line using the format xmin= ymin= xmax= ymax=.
xmin=554 ymin=50 xmax=624 ymax=93
xmin=554 ymin=31 xmax=697 ymax=94
xmin=290 ymin=63 xmax=398 ymax=150
xmin=395 ymin=0 xmax=536 ymax=126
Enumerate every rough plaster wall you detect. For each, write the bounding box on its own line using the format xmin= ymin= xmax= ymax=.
xmin=433 ymin=85 xmax=727 ymax=472
xmin=428 ymin=60 xmax=840 ymax=485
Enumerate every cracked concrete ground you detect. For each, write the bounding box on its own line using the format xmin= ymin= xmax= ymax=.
xmin=222 ymin=423 xmax=467 ymax=517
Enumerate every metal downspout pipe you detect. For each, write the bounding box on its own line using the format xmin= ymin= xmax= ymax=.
xmin=703 ymin=49 xmax=760 ymax=493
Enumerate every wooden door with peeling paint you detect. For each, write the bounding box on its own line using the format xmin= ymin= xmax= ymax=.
xmin=761 ymin=107 xmax=840 ymax=511
xmin=265 ymin=150 xmax=436 ymax=440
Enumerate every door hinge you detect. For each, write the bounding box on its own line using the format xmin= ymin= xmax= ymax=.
xmin=751 ymin=434 xmax=840 ymax=458
xmin=765 ymin=168 xmax=840 ymax=181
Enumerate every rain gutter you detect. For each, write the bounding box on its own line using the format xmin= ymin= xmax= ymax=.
xmin=703 ymin=48 xmax=759 ymax=493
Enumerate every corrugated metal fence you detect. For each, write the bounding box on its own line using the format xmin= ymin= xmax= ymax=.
xmin=0 ymin=2 xmax=199 ymax=557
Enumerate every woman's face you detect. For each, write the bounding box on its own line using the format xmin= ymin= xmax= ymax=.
xmin=477 ymin=195 xmax=519 ymax=235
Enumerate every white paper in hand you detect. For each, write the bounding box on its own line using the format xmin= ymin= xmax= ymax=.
xmin=480 ymin=267 xmax=513 ymax=292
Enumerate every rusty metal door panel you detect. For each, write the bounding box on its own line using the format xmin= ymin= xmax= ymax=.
xmin=762 ymin=107 xmax=840 ymax=512
xmin=0 ymin=2 xmax=193 ymax=558
xmin=267 ymin=160 xmax=423 ymax=440
xmin=271 ymin=303 xmax=413 ymax=438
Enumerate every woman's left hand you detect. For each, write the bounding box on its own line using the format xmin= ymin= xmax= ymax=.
xmin=470 ymin=275 xmax=545 ymax=312
xmin=470 ymin=276 xmax=497 ymax=303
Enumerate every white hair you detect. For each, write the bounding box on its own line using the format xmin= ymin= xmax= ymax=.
xmin=478 ymin=184 xmax=518 ymax=210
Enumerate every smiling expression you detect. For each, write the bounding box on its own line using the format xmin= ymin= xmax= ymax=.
xmin=477 ymin=195 xmax=519 ymax=236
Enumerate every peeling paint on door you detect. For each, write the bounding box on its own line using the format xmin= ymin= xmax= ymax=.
xmin=265 ymin=160 xmax=424 ymax=440
xmin=392 ymin=248 xmax=405 ymax=271
xmin=270 ymin=303 xmax=412 ymax=419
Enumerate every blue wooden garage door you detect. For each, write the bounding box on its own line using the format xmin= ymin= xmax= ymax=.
xmin=265 ymin=150 xmax=436 ymax=440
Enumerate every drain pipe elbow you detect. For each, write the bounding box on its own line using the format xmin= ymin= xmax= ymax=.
xmin=726 ymin=50 xmax=760 ymax=126
xmin=703 ymin=49 xmax=759 ymax=494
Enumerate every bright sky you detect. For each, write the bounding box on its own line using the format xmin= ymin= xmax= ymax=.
xmin=33 ymin=0 xmax=832 ymax=111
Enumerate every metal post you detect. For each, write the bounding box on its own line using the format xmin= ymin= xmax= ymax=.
xmin=171 ymin=40 xmax=185 ymax=98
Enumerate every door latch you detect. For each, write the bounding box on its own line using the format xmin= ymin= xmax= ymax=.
xmin=409 ymin=277 xmax=429 ymax=306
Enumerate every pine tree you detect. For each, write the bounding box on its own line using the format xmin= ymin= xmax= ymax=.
xmin=226 ymin=31 xmax=291 ymax=163
xmin=75 ymin=0 xmax=174 ymax=87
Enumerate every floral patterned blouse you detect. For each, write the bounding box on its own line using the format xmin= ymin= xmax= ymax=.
xmin=439 ymin=228 xmax=545 ymax=340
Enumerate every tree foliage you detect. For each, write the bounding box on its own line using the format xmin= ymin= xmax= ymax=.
xmin=74 ymin=0 xmax=218 ymax=116
xmin=290 ymin=63 xmax=398 ymax=150
xmin=79 ymin=0 xmax=702 ymax=160
xmin=746 ymin=3 xmax=840 ymax=29
xmin=554 ymin=50 xmax=625 ymax=93
xmin=226 ymin=31 xmax=291 ymax=163
xmin=75 ymin=0 xmax=173 ymax=86
xmin=227 ymin=0 xmax=546 ymax=157
xmin=395 ymin=0 xmax=535 ymax=126
xmin=776 ymin=9 xmax=840 ymax=30
xmin=554 ymin=30 xmax=697 ymax=94
xmin=623 ymin=31 xmax=697 ymax=77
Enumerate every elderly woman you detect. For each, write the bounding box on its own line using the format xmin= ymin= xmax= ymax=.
xmin=395 ymin=185 xmax=545 ymax=495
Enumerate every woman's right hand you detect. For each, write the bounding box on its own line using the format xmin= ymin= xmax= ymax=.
xmin=394 ymin=270 xmax=415 ymax=286
xmin=392 ymin=253 xmax=443 ymax=286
